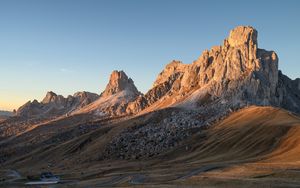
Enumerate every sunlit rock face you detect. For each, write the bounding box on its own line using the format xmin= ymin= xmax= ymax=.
xmin=94 ymin=70 xmax=141 ymax=116
xmin=73 ymin=70 xmax=142 ymax=116
xmin=101 ymin=70 xmax=140 ymax=98
xmin=127 ymin=26 xmax=299 ymax=113
xmin=192 ymin=25 xmax=279 ymax=106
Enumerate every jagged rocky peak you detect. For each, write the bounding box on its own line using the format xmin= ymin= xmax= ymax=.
xmin=185 ymin=25 xmax=280 ymax=104
xmin=153 ymin=60 xmax=187 ymax=88
xmin=41 ymin=91 xmax=66 ymax=108
xmin=41 ymin=91 xmax=58 ymax=104
xmin=101 ymin=70 xmax=140 ymax=97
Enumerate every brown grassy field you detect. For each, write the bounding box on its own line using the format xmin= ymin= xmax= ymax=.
xmin=1 ymin=106 xmax=300 ymax=187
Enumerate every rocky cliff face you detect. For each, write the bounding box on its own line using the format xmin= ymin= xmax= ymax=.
xmin=16 ymin=91 xmax=99 ymax=118
xmin=127 ymin=26 xmax=299 ymax=114
xmin=276 ymin=71 xmax=300 ymax=113
xmin=126 ymin=60 xmax=187 ymax=114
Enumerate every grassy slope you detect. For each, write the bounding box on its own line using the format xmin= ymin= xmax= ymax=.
xmin=2 ymin=106 xmax=300 ymax=187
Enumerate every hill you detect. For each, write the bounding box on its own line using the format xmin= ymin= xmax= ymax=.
xmin=2 ymin=106 xmax=300 ymax=187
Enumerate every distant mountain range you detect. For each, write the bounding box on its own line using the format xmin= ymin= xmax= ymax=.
xmin=14 ymin=26 xmax=300 ymax=120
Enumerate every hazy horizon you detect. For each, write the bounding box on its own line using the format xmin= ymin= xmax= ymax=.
xmin=1 ymin=0 xmax=300 ymax=111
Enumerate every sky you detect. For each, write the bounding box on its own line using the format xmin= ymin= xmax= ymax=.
xmin=0 ymin=0 xmax=299 ymax=111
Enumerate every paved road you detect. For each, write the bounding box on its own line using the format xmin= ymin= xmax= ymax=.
xmin=179 ymin=164 xmax=226 ymax=179
xmin=95 ymin=175 xmax=130 ymax=187
xmin=4 ymin=169 xmax=22 ymax=183
xmin=129 ymin=174 xmax=146 ymax=184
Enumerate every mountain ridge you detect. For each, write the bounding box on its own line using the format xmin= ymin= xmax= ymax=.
xmin=14 ymin=26 xmax=300 ymax=119
xmin=16 ymin=91 xmax=99 ymax=118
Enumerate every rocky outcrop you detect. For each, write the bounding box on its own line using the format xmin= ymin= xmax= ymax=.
xmin=127 ymin=26 xmax=299 ymax=114
xmin=16 ymin=91 xmax=99 ymax=118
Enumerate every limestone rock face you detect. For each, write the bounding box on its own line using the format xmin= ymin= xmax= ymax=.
xmin=152 ymin=61 xmax=187 ymax=88
xmin=127 ymin=25 xmax=299 ymax=114
xmin=227 ymin=26 xmax=258 ymax=48
xmin=126 ymin=61 xmax=187 ymax=114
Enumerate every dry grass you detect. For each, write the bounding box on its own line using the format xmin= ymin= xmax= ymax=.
xmin=1 ymin=106 xmax=300 ymax=187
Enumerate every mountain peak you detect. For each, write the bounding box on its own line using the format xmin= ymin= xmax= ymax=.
xmin=227 ymin=26 xmax=258 ymax=47
xmin=41 ymin=91 xmax=58 ymax=104
xmin=101 ymin=70 xmax=140 ymax=98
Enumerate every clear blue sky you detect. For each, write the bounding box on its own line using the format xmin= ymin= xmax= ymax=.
xmin=0 ymin=0 xmax=299 ymax=111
